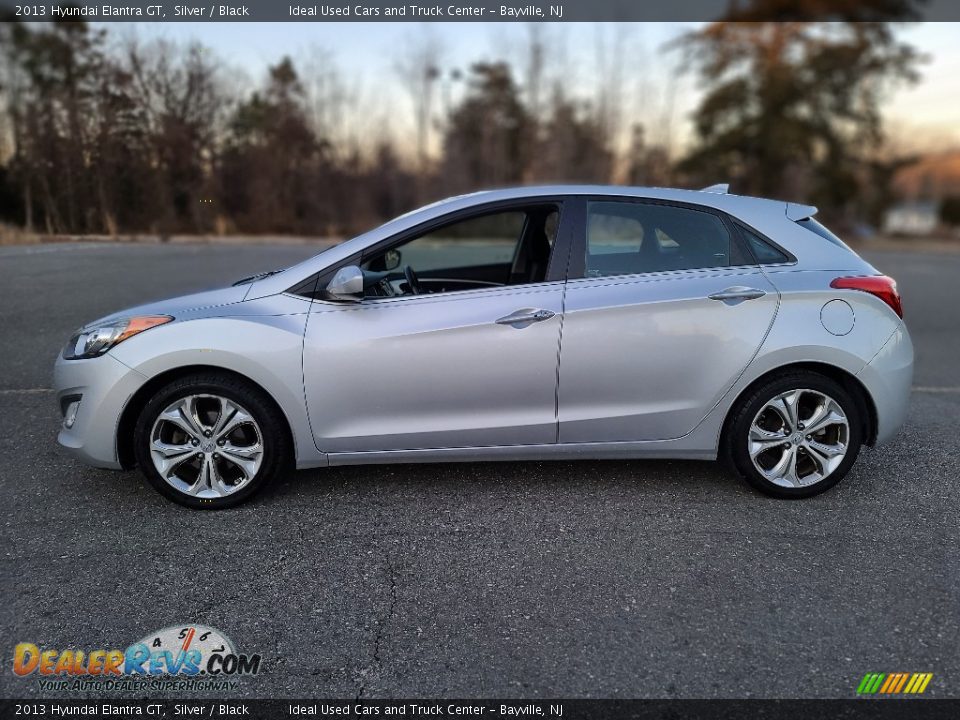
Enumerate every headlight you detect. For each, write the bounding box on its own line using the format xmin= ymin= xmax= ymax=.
xmin=62 ymin=316 xmax=173 ymax=360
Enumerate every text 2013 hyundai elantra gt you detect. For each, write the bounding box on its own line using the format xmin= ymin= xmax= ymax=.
xmin=53 ymin=185 xmax=913 ymax=508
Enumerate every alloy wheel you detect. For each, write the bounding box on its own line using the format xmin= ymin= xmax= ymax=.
xmin=149 ymin=394 xmax=264 ymax=499
xmin=747 ymin=388 xmax=849 ymax=488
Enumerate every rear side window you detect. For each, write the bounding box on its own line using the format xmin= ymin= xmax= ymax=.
xmin=797 ymin=218 xmax=853 ymax=251
xmin=739 ymin=225 xmax=791 ymax=265
xmin=585 ymin=202 xmax=740 ymax=277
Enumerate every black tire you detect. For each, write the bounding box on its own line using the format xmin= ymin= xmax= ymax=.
xmin=723 ymin=370 xmax=864 ymax=499
xmin=133 ymin=372 xmax=291 ymax=509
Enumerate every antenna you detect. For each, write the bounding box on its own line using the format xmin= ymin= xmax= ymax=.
xmin=700 ymin=183 xmax=729 ymax=194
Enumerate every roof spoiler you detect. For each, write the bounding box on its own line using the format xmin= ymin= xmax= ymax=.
xmin=786 ymin=202 xmax=817 ymax=221
xmin=700 ymin=183 xmax=729 ymax=194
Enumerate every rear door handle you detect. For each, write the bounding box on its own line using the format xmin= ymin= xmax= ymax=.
xmin=495 ymin=308 xmax=556 ymax=325
xmin=708 ymin=286 xmax=767 ymax=302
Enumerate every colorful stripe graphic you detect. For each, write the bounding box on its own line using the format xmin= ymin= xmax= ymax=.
xmin=857 ymin=672 xmax=933 ymax=695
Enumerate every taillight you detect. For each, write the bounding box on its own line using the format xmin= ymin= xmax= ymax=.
xmin=830 ymin=275 xmax=902 ymax=318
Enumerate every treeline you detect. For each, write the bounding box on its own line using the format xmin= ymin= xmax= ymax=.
xmin=0 ymin=5 xmax=924 ymax=237
xmin=0 ymin=22 xmax=410 ymax=236
xmin=0 ymin=22 xmax=667 ymax=237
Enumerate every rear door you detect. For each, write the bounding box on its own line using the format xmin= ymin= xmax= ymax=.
xmin=557 ymin=197 xmax=779 ymax=443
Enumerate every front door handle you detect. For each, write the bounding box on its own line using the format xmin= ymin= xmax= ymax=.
xmin=708 ymin=286 xmax=767 ymax=302
xmin=495 ymin=308 xmax=556 ymax=325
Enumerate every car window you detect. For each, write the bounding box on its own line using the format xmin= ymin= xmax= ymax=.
xmin=587 ymin=211 xmax=645 ymax=255
xmin=739 ymin=225 xmax=791 ymax=264
xmin=585 ymin=201 xmax=735 ymax=277
xmin=384 ymin=211 xmax=527 ymax=273
xmin=360 ymin=205 xmax=559 ymax=297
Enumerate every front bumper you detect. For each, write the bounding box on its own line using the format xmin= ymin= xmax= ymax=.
xmin=54 ymin=353 xmax=148 ymax=469
xmin=857 ymin=324 xmax=914 ymax=446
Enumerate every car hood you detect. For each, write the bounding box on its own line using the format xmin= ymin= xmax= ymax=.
xmin=81 ymin=285 xmax=250 ymax=329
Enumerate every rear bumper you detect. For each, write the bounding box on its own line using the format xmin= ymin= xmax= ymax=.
xmin=857 ymin=324 xmax=914 ymax=446
xmin=53 ymin=353 xmax=148 ymax=469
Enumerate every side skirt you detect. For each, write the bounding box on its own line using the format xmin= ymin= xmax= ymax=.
xmin=320 ymin=442 xmax=717 ymax=467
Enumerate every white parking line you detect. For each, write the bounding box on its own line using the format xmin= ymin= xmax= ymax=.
xmin=0 ymin=243 xmax=121 ymax=256
xmin=0 ymin=388 xmax=54 ymax=395
xmin=913 ymin=386 xmax=960 ymax=394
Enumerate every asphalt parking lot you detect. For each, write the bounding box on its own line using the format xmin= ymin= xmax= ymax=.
xmin=0 ymin=241 xmax=958 ymax=699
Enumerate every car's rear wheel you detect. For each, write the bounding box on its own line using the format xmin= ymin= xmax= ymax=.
xmin=133 ymin=373 xmax=290 ymax=509
xmin=725 ymin=371 xmax=863 ymax=498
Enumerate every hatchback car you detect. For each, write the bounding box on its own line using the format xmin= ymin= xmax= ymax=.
xmin=54 ymin=185 xmax=913 ymax=508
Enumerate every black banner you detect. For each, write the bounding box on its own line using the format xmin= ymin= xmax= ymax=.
xmin=3 ymin=700 xmax=960 ymax=720
xmin=3 ymin=0 xmax=960 ymax=23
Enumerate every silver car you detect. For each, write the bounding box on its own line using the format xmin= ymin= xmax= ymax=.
xmin=54 ymin=185 xmax=913 ymax=508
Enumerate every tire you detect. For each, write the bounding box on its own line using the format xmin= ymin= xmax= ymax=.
xmin=133 ymin=372 xmax=291 ymax=509
xmin=724 ymin=370 xmax=864 ymax=499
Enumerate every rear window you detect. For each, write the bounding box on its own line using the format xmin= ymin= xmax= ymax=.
xmin=584 ymin=201 xmax=741 ymax=277
xmin=797 ymin=218 xmax=853 ymax=251
xmin=738 ymin=225 xmax=791 ymax=265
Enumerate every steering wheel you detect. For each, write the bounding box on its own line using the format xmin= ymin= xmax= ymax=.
xmin=403 ymin=265 xmax=422 ymax=295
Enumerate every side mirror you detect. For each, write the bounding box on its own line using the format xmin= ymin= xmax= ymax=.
xmin=326 ymin=265 xmax=365 ymax=302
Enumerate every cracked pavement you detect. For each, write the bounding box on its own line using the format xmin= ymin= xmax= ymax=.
xmin=0 ymin=242 xmax=958 ymax=699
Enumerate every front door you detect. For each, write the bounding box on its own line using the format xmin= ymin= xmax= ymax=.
xmin=303 ymin=202 xmax=570 ymax=453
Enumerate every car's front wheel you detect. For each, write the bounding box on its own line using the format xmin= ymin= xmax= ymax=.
xmin=133 ymin=372 xmax=290 ymax=509
xmin=725 ymin=371 xmax=864 ymax=498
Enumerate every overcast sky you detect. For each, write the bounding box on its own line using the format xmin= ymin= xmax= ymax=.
xmin=107 ymin=22 xmax=960 ymax=154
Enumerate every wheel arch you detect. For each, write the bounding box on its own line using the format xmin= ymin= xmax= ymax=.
xmin=719 ymin=361 xmax=878 ymax=450
xmin=116 ymin=365 xmax=296 ymax=469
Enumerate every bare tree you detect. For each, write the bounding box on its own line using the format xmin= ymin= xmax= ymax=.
xmin=394 ymin=28 xmax=444 ymax=182
xmin=301 ymin=45 xmax=359 ymax=162
xmin=591 ymin=24 xmax=629 ymax=182
xmin=125 ymin=36 xmax=226 ymax=231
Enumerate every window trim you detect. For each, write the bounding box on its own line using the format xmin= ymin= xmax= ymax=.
xmin=567 ymin=196 xmax=759 ymax=281
xmin=288 ymin=250 xmax=363 ymax=301
xmin=348 ymin=278 xmax=567 ymax=309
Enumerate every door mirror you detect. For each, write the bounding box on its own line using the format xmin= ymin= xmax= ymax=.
xmin=383 ymin=249 xmax=402 ymax=271
xmin=326 ymin=265 xmax=365 ymax=302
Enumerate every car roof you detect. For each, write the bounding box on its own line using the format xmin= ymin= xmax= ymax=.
xmin=392 ymin=184 xmax=817 ymax=227
xmin=417 ymin=183 xmax=779 ymax=207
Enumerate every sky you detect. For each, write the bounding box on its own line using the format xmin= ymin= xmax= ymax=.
xmin=107 ymin=21 xmax=960 ymax=155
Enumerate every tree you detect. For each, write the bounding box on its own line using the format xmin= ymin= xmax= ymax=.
xmin=4 ymin=21 xmax=112 ymax=234
xmin=394 ymin=30 xmax=443 ymax=183
xmin=677 ymin=2 xmax=924 ymax=218
xmin=442 ymin=62 xmax=530 ymax=192
xmin=127 ymin=38 xmax=225 ymax=232
xmin=532 ymin=88 xmax=612 ymax=183
xmin=221 ymin=57 xmax=327 ymax=234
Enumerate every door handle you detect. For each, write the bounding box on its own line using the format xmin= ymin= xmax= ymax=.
xmin=495 ymin=308 xmax=556 ymax=325
xmin=708 ymin=286 xmax=767 ymax=302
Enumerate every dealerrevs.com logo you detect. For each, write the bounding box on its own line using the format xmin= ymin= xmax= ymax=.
xmin=12 ymin=625 xmax=261 ymax=692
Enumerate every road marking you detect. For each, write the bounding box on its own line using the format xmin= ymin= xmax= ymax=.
xmin=913 ymin=386 xmax=960 ymax=394
xmin=0 ymin=243 xmax=120 ymax=257
xmin=0 ymin=388 xmax=54 ymax=395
